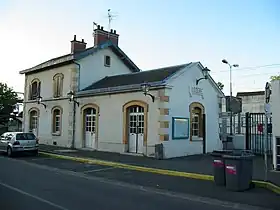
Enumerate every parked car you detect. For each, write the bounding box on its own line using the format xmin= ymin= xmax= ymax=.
xmin=0 ymin=132 xmax=39 ymax=157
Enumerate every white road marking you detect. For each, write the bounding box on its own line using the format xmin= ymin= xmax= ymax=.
xmin=0 ymin=181 xmax=69 ymax=210
xmin=83 ymin=167 xmax=115 ymax=173
xmin=31 ymin=157 xmax=54 ymax=161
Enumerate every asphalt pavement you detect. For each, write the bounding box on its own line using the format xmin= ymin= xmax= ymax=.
xmin=0 ymin=153 xmax=279 ymax=210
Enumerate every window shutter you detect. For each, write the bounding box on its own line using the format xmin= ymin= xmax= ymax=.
xmin=53 ymin=78 xmax=57 ymax=97
xmin=37 ymin=82 xmax=41 ymax=97
xmin=28 ymin=84 xmax=32 ymax=100
xmin=199 ymin=114 xmax=203 ymax=137
xmin=59 ymin=77 xmax=63 ymax=97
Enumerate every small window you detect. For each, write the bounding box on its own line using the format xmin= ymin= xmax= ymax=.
xmin=104 ymin=55 xmax=111 ymax=67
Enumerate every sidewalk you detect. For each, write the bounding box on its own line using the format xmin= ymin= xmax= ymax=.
xmin=39 ymin=144 xmax=280 ymax=187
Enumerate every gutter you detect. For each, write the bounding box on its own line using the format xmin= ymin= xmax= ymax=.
xmin=76 ymin=81 xmax=167 ymax=97
xmin=71 ymin=61 xmax=81 ymax=149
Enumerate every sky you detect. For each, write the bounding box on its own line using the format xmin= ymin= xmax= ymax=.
xmin=0 ymin=0 xmax=280 ymax=96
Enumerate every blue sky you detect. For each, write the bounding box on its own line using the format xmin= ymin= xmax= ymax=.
xmin=0 ymin=0 xmax=279 ymax=95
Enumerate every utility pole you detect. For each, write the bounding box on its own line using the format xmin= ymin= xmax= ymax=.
xmin=264 ymin=82 xmax=272 ymax=181
xmin=222 ymin=59 xmax=239 ymax=135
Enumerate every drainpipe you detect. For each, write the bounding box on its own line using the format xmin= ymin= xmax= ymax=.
xmin=71 ymin=61 xmax=81 ymax=149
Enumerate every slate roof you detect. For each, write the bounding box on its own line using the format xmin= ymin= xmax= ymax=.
xmin=82 ymin=63 xmax=191 ymax=91
xmin=236 ymin=91 xmax=265 ymax=97
xmin=19 ymin=41 xmax=140 ymax=74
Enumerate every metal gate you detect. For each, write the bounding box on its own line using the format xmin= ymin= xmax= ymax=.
xmin=245 ymin=112 xmax=272 ymax=155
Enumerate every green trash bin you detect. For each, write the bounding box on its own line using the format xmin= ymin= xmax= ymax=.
xmin=223 ymin=151 xmax=254 ymax=191
xmin=211 ymin=150 xmax=233 ymax=186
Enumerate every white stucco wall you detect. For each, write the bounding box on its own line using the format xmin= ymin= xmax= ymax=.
xmin=75 ymin=90 xmax=160 ymax=155
xmin=23 ymin=64 xmax=75 ymax=147
xmin=24 ymin=64 xmax=74 ymax=101
xmin=163 ymin=63 xmax=222 ymax=158
xmin=271 ymin=80 xmax=280 ymax=170
xmin=24 ymin=100 xmax=72 ymax=147
xmin=78 ymin=48 xmax=133 ymax=90
xmin=239 ymin=95 xmax=265 ymax=113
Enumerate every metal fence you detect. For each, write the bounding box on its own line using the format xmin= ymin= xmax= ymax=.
xmin=219 ymin=112 xmax=272 ymax=155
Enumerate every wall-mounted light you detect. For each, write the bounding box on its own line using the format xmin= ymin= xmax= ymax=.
xmin=196 ymin=67 xmax=211 ymax=85
xmin=37 ymin=96 xmax=46 ymax=108
xmin=67 ymin=91 xmax=79 ymax=107
xmin=141 ymin=82 xmax=155 ymax=102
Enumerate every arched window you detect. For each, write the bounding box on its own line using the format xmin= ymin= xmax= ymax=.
xmin=189 ymin=102 xmax=205 ymax=141
xmin=53 ymin=73 xmax=64 ymax=98
xmin=191 ymin=107 xmax=202 ymax=137
xmin=29 ymin=79 xmax=41 ymax=100
xmin=29 ymin=110 xmax=38 ymax=133
xmin=52 ymin=107 xmax=62 ymax=135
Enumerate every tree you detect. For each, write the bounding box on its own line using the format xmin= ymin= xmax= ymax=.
xmin=217 ymin=82 xmax=224 ymax=90
xmin=0 ymin=82 xmax=18 ymax=125
xmin=270 ymin=75 xmax=280 ymax=81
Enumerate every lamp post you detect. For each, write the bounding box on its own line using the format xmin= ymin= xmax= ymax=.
xmin=222 ymin=59 xmax=239 ymax=135
xmin=141 ymin=82 xmax=155 ymax=102
xmin=196 ymin=67 xmax=211 ymax=85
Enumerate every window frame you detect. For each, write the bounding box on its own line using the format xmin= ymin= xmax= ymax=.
xmin=53 ymin=73 xmax=64 ymax=98
xmin=191 ymin=107 xmax=203 ymax=141
xmin=52 ymin=107 xmax=62 ymax=136
xmin=104 ymin=55 xmax=111 ymax=67
xmin=29 ymin=79 xmax=41 ymax=100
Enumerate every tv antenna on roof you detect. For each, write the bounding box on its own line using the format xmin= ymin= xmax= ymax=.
xmin=107 ymin=9 xmax=118 ymax=39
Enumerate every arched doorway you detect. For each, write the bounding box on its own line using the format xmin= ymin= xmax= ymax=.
xmin=83 ymin=107 xmax=97 ymax=149
xmin=29 ymin=109 xmax=39 ymax=136
xmin=128 ymin=105 xmax=145 ymax=153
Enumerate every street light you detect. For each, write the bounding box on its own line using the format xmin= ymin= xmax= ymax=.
xmin=222 ymin=59 xmax=239 ymax=135
xmin=67 ymin=91 xmax=79 ymax=107
xmin=36 ymin=96 xmax=46 ymax=108
xmin=196 ymin=67 xmax=211 ymax=85
xmin=141 ymin=82 xmax=155 ymax=102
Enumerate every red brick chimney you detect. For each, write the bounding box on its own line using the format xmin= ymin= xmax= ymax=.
xmin=94 ymin=25 xmax=119 ymax=47
xmin=71 ymin=35 xmax=87 ymax=53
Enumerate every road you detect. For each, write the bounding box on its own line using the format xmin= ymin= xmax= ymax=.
xmin=0 ymin=154 xmax=278 ymax=210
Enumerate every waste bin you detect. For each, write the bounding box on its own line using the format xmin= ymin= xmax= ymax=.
xmin=223 ymin=150 xmax=254 ymax=191
xmin=211 ymin=150 xmax=233 ymax=186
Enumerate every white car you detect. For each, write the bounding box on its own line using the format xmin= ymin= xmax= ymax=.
xmin=0 ymin=132 xmax=39 ymax=157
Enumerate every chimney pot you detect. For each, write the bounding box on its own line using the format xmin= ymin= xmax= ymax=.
xmin=94 ymin=26 xmax=119 ymax=47
xmin=71 ymin=36 xmax=87 ymax=53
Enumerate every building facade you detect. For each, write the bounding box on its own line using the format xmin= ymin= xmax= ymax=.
xmin=20 ymin=25 xmax=224 ymax=158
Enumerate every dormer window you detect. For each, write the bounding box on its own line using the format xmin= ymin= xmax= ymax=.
xmin=53 ymin=73 xmax=64 ymax=98
xmin=104 ymin=55 xmax=111 ymax=67
xmin=29 ymin=79 xmax=41 ymax=100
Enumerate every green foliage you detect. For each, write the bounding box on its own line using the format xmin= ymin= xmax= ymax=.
xmin=0 ymin=82 xmax=18 ymax=125
xmin=270 ymin=75 xmax=280 ymax=81
xmin=217 ymin=81 xmax=224 ymax=90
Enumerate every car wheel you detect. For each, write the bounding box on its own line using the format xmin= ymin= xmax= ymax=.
xmin=33 ymin=150 xmax=38 ymax=156
xmin=7 ymin=147 xmax=13 ymax=157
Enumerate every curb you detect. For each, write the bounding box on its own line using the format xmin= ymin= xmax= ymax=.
xmin=39 ymin=151 xmax=280 ymax=195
